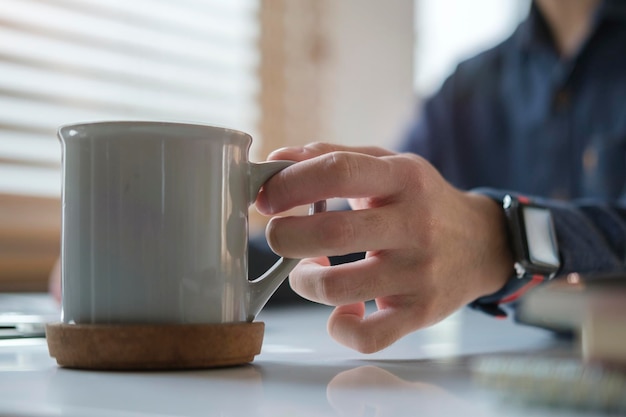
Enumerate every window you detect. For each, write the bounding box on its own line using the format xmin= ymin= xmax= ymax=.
xmin=0 ymin=0 xmax=260 ymax=290
xmin=414 ymin=0 xmax=530 ymax=96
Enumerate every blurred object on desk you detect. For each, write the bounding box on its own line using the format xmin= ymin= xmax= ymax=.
xmin=0 ymin=293 xmax=60 ymax=339
xmin=472 ymin=355 xmax=626 ymax=414
xmin=519 ymin=272 xmax=626 ymax=366
xmin=582 ymin=285 xmax=626 ymax=368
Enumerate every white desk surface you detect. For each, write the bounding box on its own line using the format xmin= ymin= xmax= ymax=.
xmin=0 ymin=301 xmax=606 ymax=417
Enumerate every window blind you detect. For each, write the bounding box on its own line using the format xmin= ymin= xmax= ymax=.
xmin=0 ymin=0 xmax=260 ymax=197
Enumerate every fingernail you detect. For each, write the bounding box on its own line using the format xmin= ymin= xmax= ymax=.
xmin=255 ymin=193 xmax=273 ymax=214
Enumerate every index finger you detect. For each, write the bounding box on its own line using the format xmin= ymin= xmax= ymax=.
xmin=268 ymin=142 xmax=395 ymax=161
xmin=256 ymin=151 xmax=404 ymax=215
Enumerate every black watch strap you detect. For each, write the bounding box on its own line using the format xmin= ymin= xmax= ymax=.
xmin=469 ymin=191 xmax=561 ymax=318
xmin=469 ymin=274 xmax=545 ymax=318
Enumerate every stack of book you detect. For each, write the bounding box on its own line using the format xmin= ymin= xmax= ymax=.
xmin=471 ymin=273 xmax=626 ymax=413
xmin=518 ymin=272 xmax=626 ymax=367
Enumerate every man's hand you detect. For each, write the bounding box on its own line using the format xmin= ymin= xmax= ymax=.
xmin=256 ymin=143 xmax=513 ymax=353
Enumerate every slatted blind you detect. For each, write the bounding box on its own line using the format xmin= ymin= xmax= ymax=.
xmin=0 ymin=0 xmax=260 ymax=197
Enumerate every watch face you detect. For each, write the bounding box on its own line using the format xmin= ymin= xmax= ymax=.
xmin=522 ymin=206 xmax=560 ymax=269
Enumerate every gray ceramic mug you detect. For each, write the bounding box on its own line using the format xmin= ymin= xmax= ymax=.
xmin=58 ymin=121 xmax=324 ymax=324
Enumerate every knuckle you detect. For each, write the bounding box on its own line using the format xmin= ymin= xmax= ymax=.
xmin=399 ymin=153 xmax=432 ymax=194
xmin=326 ymin=151 xmax=360 ymax=184
xmin=317 ymin=270 xmax=347 ymax=305
xmin=304 ymin=142 xmax=335 ymax=154
xmin=364 ymin=145 xmax=391 ymax=156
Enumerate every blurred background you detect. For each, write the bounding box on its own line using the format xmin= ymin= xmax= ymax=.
xmin=0 ymin=0 xmax=529 ymax=292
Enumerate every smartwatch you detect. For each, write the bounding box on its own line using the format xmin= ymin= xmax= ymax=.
xmin=503 ymin=194 xmax=560 ymax=280
xmin=470 ymin=194 xmax=561 ymax=317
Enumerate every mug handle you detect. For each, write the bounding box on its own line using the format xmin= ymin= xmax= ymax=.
xmin=247 ymin=160 xmax=327 ymax=320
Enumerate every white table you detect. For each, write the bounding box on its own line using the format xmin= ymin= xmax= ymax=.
xmin=0 ymin=302 xmax=601 ymax=417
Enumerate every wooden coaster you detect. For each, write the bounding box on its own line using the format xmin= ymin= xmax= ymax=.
xmin=45 ymin=321 xmax=264 ymax=370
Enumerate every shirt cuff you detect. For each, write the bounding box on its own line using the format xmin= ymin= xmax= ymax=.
xmin=468 ymin=274 xmax=545 ymax=318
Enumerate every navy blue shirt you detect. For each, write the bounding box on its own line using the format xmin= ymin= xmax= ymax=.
xmin=398 ymin=0 xmax=626 ymax=291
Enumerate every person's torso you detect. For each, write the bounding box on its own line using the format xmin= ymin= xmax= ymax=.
xmin=425 ymin=6 xmax=626 ymax=202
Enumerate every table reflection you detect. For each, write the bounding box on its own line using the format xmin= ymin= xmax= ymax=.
xmin=0 ymin=305 xmax=575 ymax=417
xmin=326 ymin=365 xmax=491 ymax=417
xmin=45 ymin=365 xmax=264 ymax=417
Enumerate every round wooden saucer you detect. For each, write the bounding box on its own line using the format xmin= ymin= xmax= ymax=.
xmin=46 ymin=321 xmax=264 ymax=370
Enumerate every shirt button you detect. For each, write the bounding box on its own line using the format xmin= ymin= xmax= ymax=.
xmin=551 ymin=188 xmax=570 ymax=200
xmin=582 ymin=146 xmax=598 ymax=172
xmin=553 ymin=89 xmax=571 ymax=110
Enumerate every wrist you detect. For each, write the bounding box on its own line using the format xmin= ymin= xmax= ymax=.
xmin=466 ymin=193 xmax=514 ymax=298
xmin=468 ymin=190 xmax=562 ymax=318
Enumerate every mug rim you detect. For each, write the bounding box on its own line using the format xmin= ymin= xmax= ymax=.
xmin=57 ymin=120 xmax=252 ymax=146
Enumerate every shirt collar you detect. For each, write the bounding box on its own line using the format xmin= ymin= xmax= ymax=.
xmin=598 ymin=0 xmax=626 ymax=21
xmin=516 ymin=0 xmax=626 ymax=52
xmin=516 ymin=2 xmax=551 ymax=51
